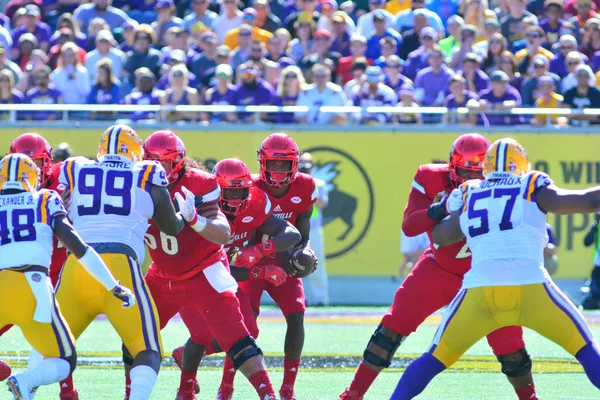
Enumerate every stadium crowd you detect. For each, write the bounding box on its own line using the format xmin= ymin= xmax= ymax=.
xmin=1 ymin=0 xmax=600 ymax=126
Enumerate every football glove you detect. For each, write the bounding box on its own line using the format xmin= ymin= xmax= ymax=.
xmin=446 ymin=188 xmax=465 ymax=214
xmin=427 ymin=193 xmax=449 ymax=221
xmin=174 ymin=186 xmax=207 ymax=232
xmin=110 ymin=283 xmax=136 ymax=308
xmin=249 ymin=265 xmax=288 ymax=286
xmin=235 ymin=240 xmax=276 ymax=268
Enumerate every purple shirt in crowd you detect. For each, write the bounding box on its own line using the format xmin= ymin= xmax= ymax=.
xmin=402 ymin=47 xmax=430 ymax=81
xmin=24 ymin=86 xmax=62 ymax=120
xmin=477 ymin=85 xmax=524 ymax=126
xmin=384 ymin=75 xmax=412 ymax=95
xmin=157 ymin=72 xmax=198 ymax=91
xmin=331 ymin=31 xmax=351 ymax=57
xmin=539 ymin=18 xmax=568 ymax=46
xmin=12 ymin=23 xmax=52 ymax=49
xmin=445 ymin=90 xmax=476 ymax=108
xmin=414 ymin=66 xmax=452 ymax=106
xmin=550 ymin=53 xmax=590 ymax=79
xmin=231 ymin=79 xmax=277 ymax=120
xmin=204 ymin=85 xmax=236 ymax=122
xmin=49 ymin=32 xmax=88 ymax=51
xmin=458 ymin=70 xmax=491 ymax=94
xmin=124 ymin=89 xmax=161 ymax=120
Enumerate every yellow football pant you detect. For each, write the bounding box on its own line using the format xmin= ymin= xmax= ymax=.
xmin=431 ymin=282 xmax=595 ymax=367
xmin=56 ymin=253 xmax=163 ymax=359
xmin=0 ymin=270 xmax=74 ymax=358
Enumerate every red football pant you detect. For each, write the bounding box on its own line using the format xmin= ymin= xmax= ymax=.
xmin=381 ymin=254 xmax=525 ymax=356
xmin=239 ymin=275 xmax=306 ymax=317
xmin=180 ymin=287 xmax=259 ymax=352
xmin=145 ymin=265 xmax=250 ymax=353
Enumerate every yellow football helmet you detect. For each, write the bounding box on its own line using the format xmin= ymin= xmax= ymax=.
xmin=484 ymin=138 xmax=531 ymax=179
xmin=0 ymin=153 xmax=40 ymax=193
xmin=97 ymin=125 xmax=144 ymax=163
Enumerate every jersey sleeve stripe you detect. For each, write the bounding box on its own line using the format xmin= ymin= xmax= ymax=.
xmin=66 ymin=159 xmax=75 ymax=189
xmin=138 ymin=164 xmax=155 ymax=193
xmin=265 ymin=196 xmax=271 ymax=215
xmin=40 ymin=191 xmax=49 ymax=224
xmin=526 ymin=172 xmax=540 ymax=202
xmin=201 ymin=186 xmax=221 ymax=204
xmin=461 ymin=188 xmax=468 ymax=214
xmin=36 ymin=192 xmax=44 ymax=223
xmin=412 ymin=179 xmax=426 ymax=194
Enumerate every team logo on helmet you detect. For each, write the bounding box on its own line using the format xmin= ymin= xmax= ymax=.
xmin=119 ymin=143 xmax=129 ymax=154
xmin=304 ymin=146 xmax=374 ymax=259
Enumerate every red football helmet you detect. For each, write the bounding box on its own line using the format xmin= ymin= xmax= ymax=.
xmin=143 ymin=130 xmax=186 ymax=184
xmin=257 ymin=133 xmax=300 ymax=188
xmin=449 ymin=133 xmax=490 ymax=186
xmin=9 ymin=133 xmax=53 ymax=185
xmin=213 ymin=158 xmax=253 ymax=215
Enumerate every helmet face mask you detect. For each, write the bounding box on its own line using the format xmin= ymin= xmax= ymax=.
xmin=9 ymin=133 xmax=53 ymax=186
xmin=449 ymin=133 xmax=490 ymax=187
xmin=221 ymin=187 xmax=250 ymax=215
xmin=257 ymin=133 xmax=299 ymax=188
xmin=213 ymin=158 xmax=253 ymax=216
xmin=143 ymin=130 xmax=186 ymax=184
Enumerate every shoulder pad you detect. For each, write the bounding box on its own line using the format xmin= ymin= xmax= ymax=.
xmin=522 ymin=170 xmax=553 ymax=202
xmin=135 ymin=161 xmax=168 ymax=189
xmin=182 ymin=169 xmax=221 ymax=204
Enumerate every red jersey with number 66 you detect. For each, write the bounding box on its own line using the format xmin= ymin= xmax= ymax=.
xmin=47 ymin=162 xmax=67 ymax=285
xmin=224 ymin=186 xmax=272 ymax=257
xmin=145 ymin=168 xmax=229 ymax=280
xmin=402 ymin=163 xmax=471 ymax=276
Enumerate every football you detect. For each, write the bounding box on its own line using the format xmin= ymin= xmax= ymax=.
xmin=289 ymin=247 xmax=318 ymax=278
xmin=0 ymin=360 xmax=11 ymax=382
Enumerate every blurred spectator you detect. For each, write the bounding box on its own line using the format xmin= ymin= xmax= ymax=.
xmin=85 ymin=30 xmax=125 ymax=81
xmin=15 ymin=49 xmax=44 ymax=94
xmin=0 ymin=69 xmax=24 ymax=118
xmin=530 ymin=76 xmax=563 ymax=125
xmin=427 ymin=0 xmax=459 ymax=28
xmin=458 ymin=52 xmax=491 ymax=93
xmin=11 ymin=5 xmax=50 ymax=57
xmin=299 ymin=30 xmax=341 ymax=79
xmin=88 ymin=58 xmax=122 ymax=104
xmin=255 ymin=0 xmax=283 ymax=33
xmin=274 ymin=28 xmax=292 ymax=53
xmin=549 ymin=35 xmax=581 ymax=78
xmin=275 ymin=65 xmax=306 ymax=123
xmin=373 ymin=37 xmax=398 ymax=68
xmin=470 ymin=70 xmax=524 ymax=126
xmin=447 ymin=25 xmax=478 ymax=69
xmin=230 ymin=25 xmax=253 ymax=70
xmin=357 ymin=0 xmax=394 ymax=37
xmin=238 ymin=40 xmax=278 ymax=86
xmin=383 ymin=55 xmax=412 ymax=92
xmin=500 ymin=0 xmax=538 ymax=46
xmin=161 ymin=64 xmax=200 ymax=122
xmin=398 ymin=231 xmax=429 ymax=276
xmin=343 ymin=57 xmax=368 ymax=98
xmin=539 ymin=0 xmax=568 ymax=47
xmin=336 ymin=35 xmax=367 ymax=86
xmin=395 ymin=87 xmax=422 ymax=123
xmin=189 ymin=32 xmax=218 ymax=84
xmin=521 ymin=55 xmax=560 ymax=106
xmin=15 ymin=33 xmax=37 ymax=71
xmin=439 ymin=15 xmax=464 ymax=57
xmin=481 ymin=32 xmax=507 ymax=74
xmin=560 ymin=51 xmax=591 ymax=93
xmin=462 ymin=0 xmax=497 ymax=42
xmin=86 ymin=17 xmax=110 ymax=51
xmin=580 ymin=18 xmax=600 ymax=60
xmin=24 ymin=65 xmax=63 ymax=121
xmin=213 ymin=0 xmax=243 ymax=43
xmin=414 ymin=47 xmax=452 ymax=107
xmin=52 ymin=142 xmax=73 ymax=163
xmin=365 ymin=10 xmax=402 ymax=60
xmin=444 ymin=74 xmax=476 ymax=124
xmin=352 ymin=65 xmax=397 ymax=124
xmin=161 ymin=27 xmax=197 ymax=64
xmin=403 ymin=27 xmax=438 ymax=81
xmin=386 ymin=0 xmax=411 ymax=15
xmin=225 ymin=8 xmax=273 ymax=50
xmin=563 ymin=65 xmax=600 ymax=125
xmin=49 ymin=13 xmax=88 ymax=51
xmin=122 ymin=67 xmax=163 ymax=121
xmin=50 ymin=42 xmax=90 ymax=104
xmin=398 ymin=10 xmax=429 ymax=61
xmin=122 ymin=24 xmax=162 ymax=80
xmin=119 ymin=20 xmax=138 ymax=53
xmin=295 ymin=64 xmax=347 ymax=124
xmin=289 ymin=19 xmax=316 ymax=61
xmin=202 ymin=63 xmax=236 ymax=123
xmin=151 ymin=0 xmax=183 ymax=48
xmin=197 ymin=48 xmax=229 ymax=93
xmin=266 ymin=36 xmax=291 ymax=63
xmin=73 ymin=0 xmax=131 ymax=33
xmin=0 ymin=21 xmax=10 ymax=53
xmin=231 ymin=63 xmax=277 ymax=123
xmin=47 ymin=28 xmax=87 ymax=70
xmin=330 ymin=12 xmax=353 ymax=57
xmin=182 ymin=0 xmax=217 ymax=32
xmin=498 ymin=50 xmax=524 ymax=91
xmin=568 ymin=0 xmax=597 ymax=37
xmin=317 ymin=0 xmax=345 ymax=33
xmin=515 ymin=26 xmax=553 ymax=77
xmin=393 ymin=0 xmax=444 ymax=36
xmin=0 ymin=47 xmax=22 ymax=85
xmin=160 ymin=50 xmax=197 ymax=91
xmin=285 ymin=0 xmax=320 ymax=34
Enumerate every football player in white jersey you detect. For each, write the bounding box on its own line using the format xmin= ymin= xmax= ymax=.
xmin=390 ymin=138 xmax=600 ymax=399
xmin=55 ymin=125 xmax=198 ymax=400
xmin=0 ymin=153 xmax=134 ymax=400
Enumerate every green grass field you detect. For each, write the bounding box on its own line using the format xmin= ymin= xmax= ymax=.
xmin=2 ymin=306 xmax=599 ymax=399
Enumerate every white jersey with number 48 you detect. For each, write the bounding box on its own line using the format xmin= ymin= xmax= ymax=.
xmin=458 ymin=170 xmax=553 ymax=289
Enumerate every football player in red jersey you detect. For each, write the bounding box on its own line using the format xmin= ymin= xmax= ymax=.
xmin=171 ymin=158 xmax=302 ymax=400
xmin=233 ymin=133 xmax=317 ymax=400
xmin=5 ymin=133 xmax=77 ymax=400
xmin=340 ymin=133 xmax=538 ymax=400
xmin=120 ymin=131 xmax=279 ymax=400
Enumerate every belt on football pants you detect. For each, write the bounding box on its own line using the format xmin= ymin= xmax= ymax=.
xmin=1 ymin=265 xmax=48 ymax=275
xmin=88 ymin=242 xmax=138 ymax=263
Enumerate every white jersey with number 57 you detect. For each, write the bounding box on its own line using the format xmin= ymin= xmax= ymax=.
xmin=59 ymin=157 xmax=168 ymax=263
xmin=458 ymin=170 xmax=553 ymax=289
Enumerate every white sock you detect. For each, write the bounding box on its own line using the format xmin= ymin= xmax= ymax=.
xmin=27 ymin=349 xmax=44 ymax=370
xmin=17 ymin=358 xmax=70 ymax=391
xmin=129 ymin=365 xmax=158 ymax=400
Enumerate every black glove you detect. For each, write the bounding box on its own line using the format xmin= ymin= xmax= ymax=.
xmin=427 ymin=198 xmax=448 ymax=221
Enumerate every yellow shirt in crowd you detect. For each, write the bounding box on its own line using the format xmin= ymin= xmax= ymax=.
xmin=535 ymin=93 xmax=564 ymax=122
xmin=224 ymin=26 xmax=273 ymax=51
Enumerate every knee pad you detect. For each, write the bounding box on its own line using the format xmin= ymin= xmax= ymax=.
xmin=497 ymin=348 xmax=532 ymax=378
xmin=122 ymin=344 xmax=134 ymax=367
xmin=64 ymin=354 xmax=77 ymax=375
xmin=363 ymin=324 xmax=405 ymax=368
xmin=227 ymin=336 xmax=263 ymax=370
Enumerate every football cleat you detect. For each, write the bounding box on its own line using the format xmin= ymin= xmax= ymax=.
xmin=279 ymin=385 xmax=296 ymax=400
xmin=59 ymin=389 xmax=79 ymax=400
xmin=175 ymin=388 xmax=197 ymax=400
xmin=7 ymin=375 xmax=29 ymax=400
xmin=0 ymin=360 xmax=11 ymax=381
xmin=215 ymin=384 xmax=234 ymax=400
xmin=172 ymin=346 xmax=199 ymax=394
xmin=338 ymin=388 xmax=364 ymax=400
